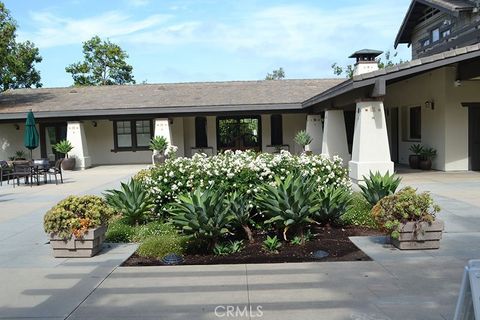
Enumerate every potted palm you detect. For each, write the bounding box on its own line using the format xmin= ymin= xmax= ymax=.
xmin=53 ymin=140 xmax=75 ymax=170
xmin=149 ymin=136 xmax=168 ymax=165
xmin=372 ymin=187 xmax=443 ymax=250
xmin=419 ymin=147 xmax=437 ymax=170
xmin=408 ymin=144 xmax=423 ymax=169
xmin=294 ymin=130 xmax=313 ymax=155
xmin=44 ymin=195 xmax=114 ymax=257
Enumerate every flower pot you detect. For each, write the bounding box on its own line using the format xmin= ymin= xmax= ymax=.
xmin=61 ymin=157 xmax=76 ymax=170
xmin=391 ymin=220 xmax=444 ymax=250
xmin=419 ymin=159 xmax=432 ymax=170
xmin=152 ymin=151 xmax=166 ymax=165
xmin=408 ymin=155 xmax=421 ymax=169
xmin=49 ymin=225 xmax=107 ymax=257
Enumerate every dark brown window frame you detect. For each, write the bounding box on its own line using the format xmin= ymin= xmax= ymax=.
xmin=112 ymin=119 xmax=154 ymax=152
xmin=409 ymin=106 xmax=422 ymax=141
xmin=195 ymin=117 xmax=208 ymax=148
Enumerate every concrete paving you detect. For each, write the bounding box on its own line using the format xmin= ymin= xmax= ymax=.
xmin=1 ymin=168 xmax=480 ymax=320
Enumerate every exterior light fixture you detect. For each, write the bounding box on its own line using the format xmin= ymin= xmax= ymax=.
xmin=14 ymin=124 xmax=20 ymax=130
xmin=92 ymin=121 xmax=97 ymax=127
xmin=425 ymin=100 xmax=435 ymax=110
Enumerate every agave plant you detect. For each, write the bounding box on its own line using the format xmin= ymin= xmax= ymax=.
xmin=294 ymin=130 xmax=313 ymax=151
xmin=256 ymin=173 xmax=320 ymax=243
xmin=169 ymin=188 xmax=232 ymax=249
xmin=359 ymin=171 xmax=402 ymax=207
xmin=408 ymin=144 xmax=423 ymax=155
xmin=314 ymin=186 xmax=352 ymax=226
xmin=229 ymin=192 xmax=254 ymax=243
xmin=53 ymin=140 xmax=74 ymax=158
xmin=104 ymin=179 xmax=155 ymax=226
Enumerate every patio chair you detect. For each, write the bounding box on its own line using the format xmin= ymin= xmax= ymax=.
xmin=46 ymin=159 xmax=63 ymax=185
xmin=12 ymin=162 xmax=33 ymax=188
xmin=32 ymin=159 xmax=50 ymax=185
xmin=0 ymin=160 xmax=12 ymax=186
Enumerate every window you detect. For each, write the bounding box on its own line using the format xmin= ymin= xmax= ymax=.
xmin=423 ymin=39 xmax=431 ymax=47
xmin=195 ymin=117 xmax=208 ymax=148
xmin=114 ymin=120 xmax=153 ymax=151
xmin=409 ymin=107 xmax=422 ymax=140
xmin=217 ymin=116 xmax=261 ymax=151
xmin=432 ymin=28 xmax=440 ymax=42
xmin=442 ymin=29 xmax=451 ymax=38
xmin=270 ymin=115 xmax=283 ymax=146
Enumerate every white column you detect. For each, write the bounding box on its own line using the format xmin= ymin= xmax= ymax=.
xmin=154 ymin=118 xmax=172 ymax=145
xmin=67 ymin=121 xmax=91 ymax=170
xmin=305 ymin=115 xmax=323 ymax=154
xmin=349 ymin=100 xmax=394 ymax=181
xmin=322 ymin=110 xmax=350 ymax=166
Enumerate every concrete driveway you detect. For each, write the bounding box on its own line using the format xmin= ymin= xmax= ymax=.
xmin=1 ymin=168 xmax=480 ymax=320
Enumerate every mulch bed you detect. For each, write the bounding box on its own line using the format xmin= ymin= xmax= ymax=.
xmin=122 ymin=227 xmax=383 ymax=266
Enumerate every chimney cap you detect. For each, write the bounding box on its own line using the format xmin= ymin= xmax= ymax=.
xmin=349 ymin=49 xmax=383 ymax=59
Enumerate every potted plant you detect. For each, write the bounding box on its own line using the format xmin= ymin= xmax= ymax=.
xmin=294 ymin=130 xmax=313 ymax=155
xmin=44 ymin=195 xmax=114 ymax=257
xmin=419 ymin=147 xmax=437 ymax=170
xmin=371 ymin=187 xmax=443 ymax=250
xmin=53 ymin=140 xmax=75 ymax=170
xmin=149 ymin=136 xmax=168 ymax=165
xmin=408 ymin=144 xmax=423 ymax=169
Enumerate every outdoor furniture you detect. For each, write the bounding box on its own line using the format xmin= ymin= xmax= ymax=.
xmin=0 ymin=160 xmax=12 ymax=186
xmin=12 ymin=162 xmax=33 ymax=188
xmin=46 ymin=159 xmax=63 ymax=185
xmin=32 ymin=159 xmax=50 ymax=185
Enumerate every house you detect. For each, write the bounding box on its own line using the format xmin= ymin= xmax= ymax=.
xmin=1 ymin=0 xmax=480 ymax=181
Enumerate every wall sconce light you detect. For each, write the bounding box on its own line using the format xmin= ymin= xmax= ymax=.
xmin=425 ymin=100 xmax=435 ymax=110
xmin=169 ymin=118 xmax=174 ymax=125
xmin=14 ymin=124 xmax=19 ymax=130
xmin=92 ymin=121 xmax=97 ymax=127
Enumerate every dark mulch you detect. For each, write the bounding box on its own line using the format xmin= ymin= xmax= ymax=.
xmin=122 ymin=227 xmax=382 ymax=266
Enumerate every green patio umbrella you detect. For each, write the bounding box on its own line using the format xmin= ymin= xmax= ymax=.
xmin=23 ymin=110 xmax=39 ymax=160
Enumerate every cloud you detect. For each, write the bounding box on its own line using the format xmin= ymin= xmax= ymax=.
xmin=128 ymin=0 xmax=150 ymax=7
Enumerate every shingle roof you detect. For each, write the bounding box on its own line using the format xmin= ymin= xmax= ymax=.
xmin=0 ymin=79 xmax=343 ymax=119
xmin=395 ymin=0 xmax=475 ymax=47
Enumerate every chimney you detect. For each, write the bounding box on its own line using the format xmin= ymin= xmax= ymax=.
xmin=349 ymin=49 xmax=383 ymax=76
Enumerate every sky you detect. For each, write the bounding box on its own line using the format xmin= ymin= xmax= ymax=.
xmin=5 ymin=0 xmax=412 ymax=88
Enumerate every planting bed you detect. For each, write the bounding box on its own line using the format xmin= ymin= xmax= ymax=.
xmin=122 ymin=227 xmax=381 ymax=266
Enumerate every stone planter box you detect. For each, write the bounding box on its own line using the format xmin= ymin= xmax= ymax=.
xmin=49 ymin=225 xmax=107 ymax=258
xmin=391 ymin=220 xmax=444 ymax=250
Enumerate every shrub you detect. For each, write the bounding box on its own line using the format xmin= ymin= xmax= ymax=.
xmin=131 ymin=221 xmax=177 ymax=242
xmin=169 ymin=188 xmax=232 ymax=249
xmin=359 ymin=171 xmax=402 ymax=207
xmin=138 ymin=150 xmax=350 ymax=215
xmin=149 ymin=136 xmax=168 ymax=153
xmin=136 ymin=233 xmax=187 ymax=259
xmin=371 ymin=187 xmax=440 ymax=239
xmin=44 ymin=195 xmax=114 ymax=239
xmin=104 ymin=179 xmax=155 ymax=226
xmin=213 ymin=240 xmax=245 ymax=256
xmin=52 ymin=140 xmax=74 ymax=158
xmin=256 ymin=173 xmax=319 ymax=242
xmin=105 ymin=219 xmax=136 ymax=243
xmin=314 ymin=186 xmax=352 ymax=226
xmin=263 ymin=235 xmax=281 ymax=253
xmin=341 ymin=193 xmax=378 ymax=228
xmin=229 ymin=192 xmax=254 ymax=243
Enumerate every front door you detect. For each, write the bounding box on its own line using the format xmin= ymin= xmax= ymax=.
xmin=40 ymin=123 xmax=67 ymax=161
xmin=216 ymin=116 xmax=262 ymax=152
xmin=469 ymin=107 xmax=480 ymax=171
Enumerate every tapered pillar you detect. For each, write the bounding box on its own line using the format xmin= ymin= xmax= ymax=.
xmin=349 ymin=100 xmax=393 ymax=181
xmin=67 ymin=121 xmax=91 ymax=170
xmin=305 ymin=115 xmax=323 ymax=154
xmin=322 ymin=110 xmax=350 ymax=166
xmin=154 ymin=118 xmax=173 ymax=145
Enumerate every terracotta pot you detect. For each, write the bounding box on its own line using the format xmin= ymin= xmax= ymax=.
xmin=152 ymin=151 xmax=166 ymax=165
xmin=408 ymin=155 xmax=421 ymax=169
xmin=419 ymin=159 xmax=432 ymax=170
xmin=49 ymin=225 xmax=107 ymax=257
xmin=391 ymin=220 xmax=444 ymax=250
xmin=61 ymin=157 xmax=76 ymax=170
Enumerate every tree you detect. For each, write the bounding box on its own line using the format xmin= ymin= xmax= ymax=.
xmin=265 ymin=67 xmax=285 ymax=80
xmin=0 ymin=2 xmax=42 ymax=91
xmin=66 ymin=36 xmax=135 ymax=86
xmin=331 ymin=50 xmax=405 ymax=79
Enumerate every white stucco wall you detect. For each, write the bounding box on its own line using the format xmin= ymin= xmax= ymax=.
xmin=283 ymin=113 xmax=307 ymax=154
xmin=0 ymin=123 xmax=41 ymax=160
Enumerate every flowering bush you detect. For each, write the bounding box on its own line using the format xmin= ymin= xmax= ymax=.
xmin=138 ymin=150 xmax=350 ymax=215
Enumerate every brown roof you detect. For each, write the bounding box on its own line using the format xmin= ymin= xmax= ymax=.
xmin=0 ymin=79 xmax=343 ymax=119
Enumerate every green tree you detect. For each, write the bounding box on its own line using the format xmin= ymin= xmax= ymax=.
xmin=332 ymin=50 xmax=405 ymax=79
xmin=265 ymin=67 xmax=285 ymax=80
xmin=0 ymin=2 xmax=42 ymax=91
xmin=66 ymin=36 xmax=135 ymax=86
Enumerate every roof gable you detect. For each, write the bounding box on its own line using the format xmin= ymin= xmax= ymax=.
xmin=395 ymin=0 xmax=474 ymax=48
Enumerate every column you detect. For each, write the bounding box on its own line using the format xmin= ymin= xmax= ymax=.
xmin=349 ymin=100 xmax=394 ymax=181
xmin=67 ymin=121 xmax=91 ymax=170
xmin=154 ymin=118 xmax=172 ymax=145
xmin=322 ymin=110 xmax=350 ymax=166
xmin=305 ymin=115 xmax=323 ymax=154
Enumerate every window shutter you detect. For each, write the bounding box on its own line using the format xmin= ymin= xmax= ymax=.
xmin=270 ymin=115 xmax=283 ymax=146
xmin=195 ymin=117 xmax=208 ymax=148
